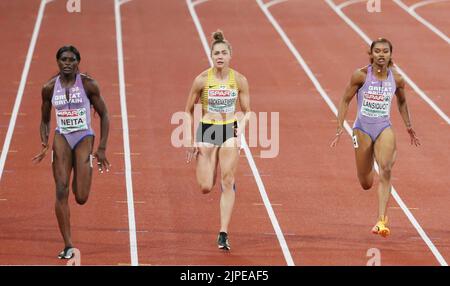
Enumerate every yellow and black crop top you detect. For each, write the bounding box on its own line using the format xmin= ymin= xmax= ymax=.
xmin=201 ymin=68 xmax=238 ymax=114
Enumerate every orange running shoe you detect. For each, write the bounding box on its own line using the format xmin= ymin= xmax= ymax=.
xmin=371 ymin=216 xmax=390 ymax=237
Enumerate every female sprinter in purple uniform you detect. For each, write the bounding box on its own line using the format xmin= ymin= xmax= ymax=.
xmin=331 ymin=38 xmax=420 ymax=237
xmin=32 ymin=46 xmax=110 ymax=258
xmin=185 ymin=30 xmax=251 ymax=250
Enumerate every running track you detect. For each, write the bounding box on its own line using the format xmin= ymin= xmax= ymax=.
xmin=0 ymin=0 xmax=448 ymax=265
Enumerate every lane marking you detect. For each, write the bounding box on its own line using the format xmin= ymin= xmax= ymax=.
xmin=264 ymin=232 xmax=296 ymax=236
xmin=0 ymin=0 xmax=48 ymax=182
xmin=390 ymin=206 xmax=419 ymax=210
xmin=113 ymin=152 xmax=141 ymax=156
xmin=118 ymin=263 xmax=152 ymax=266
xmin=337 ymin=0 xmax=366 ymax=9
xmin=410 ymin=0 xmax=450 ymax=11
xmin=114 ymin=0 xmax=139 ymax=266
xmin=113 ymin=171 xmax=142 ymax=175
xmin=264 ymin=0 xmax=289 ymax=9
xmin=253 ymin=202 xmax=282 ymax=206
xmin=186 ymin=0 xmax=295 ymax=266
xmin=192 ymin=0 xmax=210 ymax=6
xmin=117 ymin=230 xmax=148 ymax=233
xmin=394 ymin=0 xmax=450 ymax=44
xmin=259 ymin=0 xmax=448 ymax=266
xmin=112 ymin=83 xmax=133 ymax=87
xmin=113 ymin=170 xmax=141 ymax=173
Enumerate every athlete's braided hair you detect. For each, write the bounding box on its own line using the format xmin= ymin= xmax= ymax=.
xmin=210 ymin=30 xmax=232 ymax=56
xmin=369 ymin=38 xmax=394 ymax=67
xmin=56 ymin=45 xmax=81 ymax=62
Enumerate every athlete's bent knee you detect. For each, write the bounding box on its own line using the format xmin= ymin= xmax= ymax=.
xmin=55 ymin=182 xmax=69 ymax=202
xmin=379 ymin=164 xmax=392 ymax=180
xmin=75 ymin=194 xmax=89 ymax=205
xmin=221 ymin=173 xmax=235 ymax=192
xmin=361 ymin=182 xmax=372 ymax=190
xmin=199 ymin=183 xmax=214 ymax=194
xmin=358 ymin=174 xmax=373 ymax=190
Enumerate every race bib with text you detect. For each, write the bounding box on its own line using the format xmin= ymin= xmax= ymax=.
xmin=361 ymin=85 xmax=394 ymax=118
xmin=56 ymin=108 xmax=88 ymax=134
xmin=207 ymin=88 xmax=238 ymax=114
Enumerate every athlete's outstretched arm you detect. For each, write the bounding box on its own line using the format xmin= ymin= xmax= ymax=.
xmin=184 ymin=74 xmax=203 ymax=163
xmin=84 ymin=78 xmax=111 ymax=171
xmin=395 ymin=73 xmax=420 ymax=146
xmin=32 ymin=83 xmax=53 ymax=163
xmin=331 ymin=69 xmax=365 ymax=147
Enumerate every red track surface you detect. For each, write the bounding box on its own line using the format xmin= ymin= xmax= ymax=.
xmin=0 ymin=0 xmax=448 ymax=266
xmin=401 ymin=0 xmax=450 ymax=35
xmin=0 ymin=1 xmax=40 ymax=140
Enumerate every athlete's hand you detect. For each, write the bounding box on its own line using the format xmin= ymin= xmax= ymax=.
xmin=407 ymin=127 xmax=420 ymax=147
xmin=232 ymin=124 xmax=244 ymax=151
xmin=235 ymin=120 xmax=244 ymax=137
xmin=330 ymin=128 xmax=344 ymax=148
xmin=94 ymin=148 xmax=110 ymax=173
xmin=31 ymin=144 xmax=49 ymax=164
xmin=186 ymin=145 xmax=199 ymax=164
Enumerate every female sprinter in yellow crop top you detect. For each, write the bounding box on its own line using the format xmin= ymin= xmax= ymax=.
xmin=185 ymin=30 xmax=251 ymax=251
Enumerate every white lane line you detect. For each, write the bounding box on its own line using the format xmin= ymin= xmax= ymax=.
xmin=337 ymin=0 xmax=366 ymax=9
xmin=192 ymin=0 xmax=210 ymax=7
xmin=325 ymin=0 xmax=450 ymax=125
xmin=394 ymin=0 xmax=450 ymax=44
xmin=114 ymin=0 xmax=139 ymax=266
xmin=389 ymin=206 xmax=419 ymax=210
xmin=259 ymin=0 xmax=448 ymax=266
xmin=186 ymin=0 xmax=295 ymax=266
xmin=0 ymin=0 xmax=47 ymax=182
xmin=253 ymin=203 xmax=283 ymax=206
xmin=264 ymin=0 xmax=289 ymax=9
xmin=257 ymin=0 xmax=348 ymax=126
xmin=411 ymin=0 xmax=450 ymax=10
xmin=390 ymin=190 xmax=447 ymax=265
xmin=118 ymin=0 xmax=133 ymax=5
xmin=116 ymin=200 xmax=146 ymax=204
xmin=186 ymin=0 xmax=213 ymax=67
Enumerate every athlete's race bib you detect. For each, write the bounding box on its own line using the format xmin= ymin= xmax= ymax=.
xmin=207 ymin=88 xmax=238 ymax=114
xmin=56 ymin=108 xmax=88 ymax=134
xmin=361 ymin=86 xmax=394 ymax=118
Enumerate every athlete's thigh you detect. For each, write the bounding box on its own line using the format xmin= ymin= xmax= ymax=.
xmin=52 ymin=134 xmax=73 ymax=188
xmin=196 ymin=143 xmax=219 ymax=182
xmin=374 ymin=128 xmax=396 ymax=168
xmin=218 ymin=137 xmax=239 ymax=178
xmin=353 ymin=129 xmax=374 ymax=176
xmin=73 ymin=136 xmax=94 ymax=195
